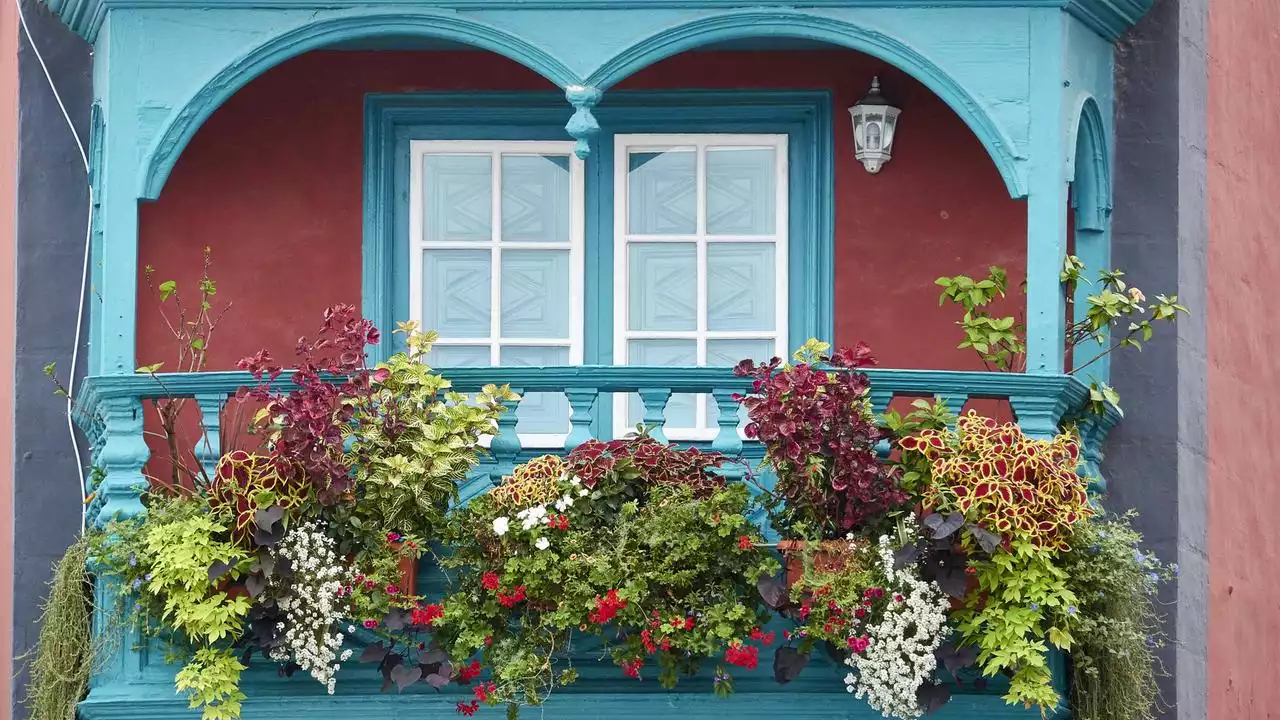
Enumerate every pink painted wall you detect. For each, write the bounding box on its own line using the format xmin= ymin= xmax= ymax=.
xmin=137 ymin=49 xmax=1025 ymax=373
xmin=1207 ymin=1 xmax=1280 ymax=717
xmin=0 ymin=0 xmax=18 ymax=714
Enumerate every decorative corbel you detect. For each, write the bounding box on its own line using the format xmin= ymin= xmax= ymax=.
xmin=565 ymin=85 xmax=603 ymax=160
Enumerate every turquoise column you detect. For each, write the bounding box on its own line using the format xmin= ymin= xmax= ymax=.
xmin=1024 ymin=10 xmax=1069 ymax=375
xmin=92 ymin=15 xmax=143 ymax=375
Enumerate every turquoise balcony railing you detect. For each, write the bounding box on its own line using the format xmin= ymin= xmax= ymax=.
xmin=75 ymin=366 xmax=1119 ymax=530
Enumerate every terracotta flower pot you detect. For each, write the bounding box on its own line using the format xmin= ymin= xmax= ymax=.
xmin=776 ymin=540 xmax=850 ymax=588
xmin=390 ymin=541 xmax=418 ymax=595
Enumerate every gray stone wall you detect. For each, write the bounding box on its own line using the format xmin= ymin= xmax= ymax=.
xmin=1107 ymin=0 xmax=1208 ymax=717
xmin=9 ymin=1 xmax=90 ymax=717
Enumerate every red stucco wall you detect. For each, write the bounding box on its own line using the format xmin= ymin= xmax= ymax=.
xmin=138 ymin=49 xmax=1025 ymax=372
xmin=1207 ymin=1 xmax=1280 ymax=717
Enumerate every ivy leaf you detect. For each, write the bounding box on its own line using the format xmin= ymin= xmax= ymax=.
xmin=917 ymin=683 xmax=952 ymax=715
xmin=757 ymin=575 xmax=789 ymax=611
xmin=390 ymin=663 xmax=422 ymax=692
xmin=207 ymin=560 xmax=232 ymax=583
xmin=773 ymin=647 xmax=810 ymax=684
xmin=360 ymin=642 xmax=388 ymax=664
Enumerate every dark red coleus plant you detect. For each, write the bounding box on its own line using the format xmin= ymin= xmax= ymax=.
xmin=733 ymin=340 xmax=904 ymax=538
xmin=236 ymin=303 xmax=381 ymax=505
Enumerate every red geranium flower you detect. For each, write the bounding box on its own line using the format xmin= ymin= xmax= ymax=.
xmin=481 ymin=572 xmax=500 ymax=591
xmin=456 ymin=701 xmax=479 ymax=716
xmin=410 ymin=603 xmax=444 ymax=627
xmin=737 ymin=535 xmax=753 ymax=550
xmin=725 ymin=642 xmax=759 ymax=670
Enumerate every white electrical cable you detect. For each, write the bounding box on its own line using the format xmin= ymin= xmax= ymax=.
xmin=15 ymin=0 xmax=93 ymax=531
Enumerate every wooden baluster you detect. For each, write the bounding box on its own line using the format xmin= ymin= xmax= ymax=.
xmin=870 ymin=390 xmax=895 ymax=456
xmin=194 ymin=393 xmax=226 ymax=482
xmin=95 ymin=396 xmax=150 ymax=525
xmin=564 ymin=387 xmax=598 ymax=451
xmin=489 ymin=389 xmax=523 ymax=486
xmin=933 ymin=393 xmax=969 ymax=419
xmin=637 ymin=388 xmax=672 ymax=444
xmin=711 ymin=388 xmax=744 ymax=481
xmin=1009 ymin=394 xmax=1069 ymax=440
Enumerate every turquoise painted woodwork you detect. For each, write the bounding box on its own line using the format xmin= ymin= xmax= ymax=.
xmin=364 ymin=90 xmax=835 ymax=365
xmin=60 ymin=0 xmax=1138 ymax=375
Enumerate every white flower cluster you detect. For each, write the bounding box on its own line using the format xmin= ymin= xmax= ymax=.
xmin=269 ymin=521 xmax=349 ymax=694
xmin=489 ymin=474 xmax=587 ymax=551
xmin=516 ymin=504 xmax=548 ymax=530
xmin=844 ymin=524 xmax=950 ymax=719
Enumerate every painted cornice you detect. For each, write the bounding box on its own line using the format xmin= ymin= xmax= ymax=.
xmin=42 ymin=0 xmax=1156 ymax=44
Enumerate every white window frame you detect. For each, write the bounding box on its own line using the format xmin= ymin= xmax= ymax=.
xmin=409 ymin=140 xmax=585 ymax=448
xmin=612 ymin=133 xmax=790 ymax=442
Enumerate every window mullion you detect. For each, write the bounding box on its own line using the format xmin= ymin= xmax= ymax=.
xmin=490 ymin=151 xmax=502 ymax=366
xmin=695 ymin=141 xmax=709 ymax=430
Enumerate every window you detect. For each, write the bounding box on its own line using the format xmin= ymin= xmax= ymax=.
xmin=613 ymin=134 xmax=789 ymax=440
xmin=371 ymin=92 xmax=833 ymax=445
xmin=409 ymin=141 xmax=585 ymax=446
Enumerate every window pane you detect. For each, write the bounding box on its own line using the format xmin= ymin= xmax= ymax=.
xmin=428 ymin=345 xmax=491 ymax=367
xmin=706 ymin=339 xmax=776 ymax=428
xmin=627 ymin=149 xmax=696 ymax=235
xmin=628 ymin=243 xmax=696 ymax=331
xmin=502 ymin=155 xmax=571 ymax=243
xmin=501 ymin=346 xmax=570 ymax=437
xmin=421 ymin=249 xmax=491 ymax=337
xmin=707 ymin=243 xmax=777 ymax=331
xmin=423 ymin=155 xmax=492 ymax=243
xmin=626 ymin=340 xmax=696 ymax=429
xmin=706 ymin=148 xmax=776 ymax=235
xmin=501 ymin=250 xmax=571 ymax=338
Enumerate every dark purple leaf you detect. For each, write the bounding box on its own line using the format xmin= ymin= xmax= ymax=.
xmin=383 ymin=609 xmax=406 ymax=631
xmin=923 ymin=512 xmax=964 ymax=539
xmin=917 ymin=683 xmax=952 ymax=715
xmin=245 ymin=572 xmax=267 ymax=598
xmin=360 ymin=642 xmax=388 ymax=664
xmin=390 ymin=663 xmax=422 ymax=692
xmin=935 ymin=642 xmax=979 ymax=673
xmin=893 ymin=545 xmax=922 ymax=569
xmin=425 ymin=672 xmax=451 ymax=689
xmin=966 ymin=524 xmax=1001 ymax=554
xmin=773 ymin=647 xmax=810 ymax=684
xmin=208 ymin=560 xmax=231 ymax=583
xmin=419 ymin=649 xmax=446 ymax=665
xmin=757 ymin=576 xmax=789 ymax=611
xmin=254 ymin=505 xmax=284 ymax=531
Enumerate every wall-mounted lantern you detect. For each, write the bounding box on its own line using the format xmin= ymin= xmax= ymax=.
xmin=848 ymin=77 xmax=901 ymax=174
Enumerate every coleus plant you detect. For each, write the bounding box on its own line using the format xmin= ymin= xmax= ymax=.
xmin=734 ymin=339 xmax=905 ymax=539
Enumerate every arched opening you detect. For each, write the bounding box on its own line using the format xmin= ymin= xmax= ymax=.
xmin=1068 ymin=98 xmax=1113 ymax=380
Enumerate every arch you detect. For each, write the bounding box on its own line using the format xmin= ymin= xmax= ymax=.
xmin=587 ymin=10 xmax=1025 ymax=198
xmin=1068 ymin=96 xmax=1111 ymax=231
xmin=139 ymin=11 xmax=580 ymax=200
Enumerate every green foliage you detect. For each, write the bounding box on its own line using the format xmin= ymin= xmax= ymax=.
xmin=951 ymin=538 xmax=1077 ymax=711
xmin=174 ymin=648 xmax=247 ymax=720
xmin=343 ymin=322 xmax=517 ymax=547
xmin=438 ymin=451 xmax=778 ymax=713
xmin=937 ymin=257 xmax=1189 ymax=412
xmin=935 ymin=267 xmax=1025 ymax=371
xmin=96 ymin=496 xmax=252 ymax=720
xmin=20 ymin=536 xmax=100 ymax=720
xmin=1061 ymin=513 xmax=1172 ymax=720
